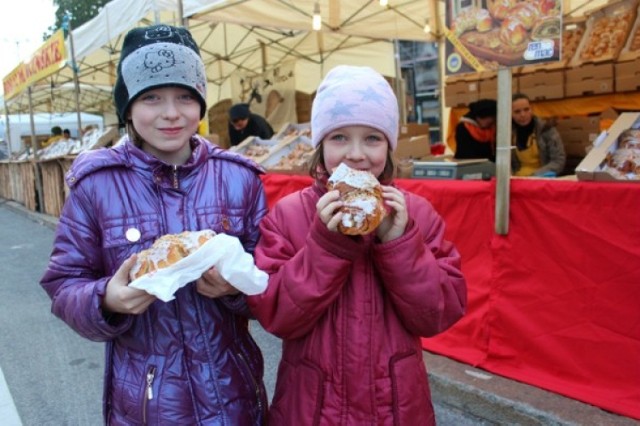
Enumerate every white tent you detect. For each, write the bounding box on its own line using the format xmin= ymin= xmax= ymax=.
xmin=1 ymin=0 xmax=612 ymax=117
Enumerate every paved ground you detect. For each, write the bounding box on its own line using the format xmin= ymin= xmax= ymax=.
xmin=1 ymin=198 xmax=637 ymax=425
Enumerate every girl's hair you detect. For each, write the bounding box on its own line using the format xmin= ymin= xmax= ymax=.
xmin=126 ymin=121 xmax=145 ymax=148
xmin=308 ymin=142 xmax=397 ymax=184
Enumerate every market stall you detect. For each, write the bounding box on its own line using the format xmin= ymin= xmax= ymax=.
xmin=260 ymin=173 xmax=640 ymax=421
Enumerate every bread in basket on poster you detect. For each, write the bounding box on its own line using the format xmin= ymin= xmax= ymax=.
xmin=327 ymin=163 xmax=387 ymax=236
xmin=127 ymin=229 xmax=268 ymax=301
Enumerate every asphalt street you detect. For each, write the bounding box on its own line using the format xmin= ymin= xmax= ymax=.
xmin=0 ymin=201 xmax=486 ymax=425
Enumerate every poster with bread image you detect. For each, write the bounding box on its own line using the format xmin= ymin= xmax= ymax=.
xmin=444 ymin=0 xmax=562 ymax=75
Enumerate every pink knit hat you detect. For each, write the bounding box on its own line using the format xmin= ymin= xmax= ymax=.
xmin=311 ymin=65 xmax=399 ymax=151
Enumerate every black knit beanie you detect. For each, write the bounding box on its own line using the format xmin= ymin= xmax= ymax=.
xmin=113 ymin=24 xmax=207 ymax=123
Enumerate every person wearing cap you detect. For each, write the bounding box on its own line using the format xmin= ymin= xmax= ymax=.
xmin=247 ymin=65 xmax=466 ymax=425
xmin=454 ymin=98 xmax=497 ymax=162
xmin=40 ymin=24 xmax=268 ymax=425
xmin=228 ymin=102 xmax=274 ymax=146
xmin=511 ymin=92 xmax=565 ymax=177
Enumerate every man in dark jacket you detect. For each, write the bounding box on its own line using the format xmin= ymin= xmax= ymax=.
xmin=228 ymin=103 xmax=274 ymax=146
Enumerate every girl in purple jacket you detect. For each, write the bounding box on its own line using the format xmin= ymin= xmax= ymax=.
xmin=40 ymin=25 xmax=268 ymax=425
xmin=248 ymin=65 xmax=467 ymax=425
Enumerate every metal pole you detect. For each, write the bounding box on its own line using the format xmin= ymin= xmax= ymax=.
xmin=494 ymin=68 xmax=512 ymax=235
xmin=28 ymin=86 xmax=45 ymax=213
xmin=66 ymin=15 xmax=83 ymax=135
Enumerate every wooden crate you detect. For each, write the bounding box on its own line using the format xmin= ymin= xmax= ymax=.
xmin=39 ymin=159 xmax=65 ymax=217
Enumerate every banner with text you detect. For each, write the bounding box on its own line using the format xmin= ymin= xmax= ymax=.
xmin=3 ymin=30 xmax=67 ymax=101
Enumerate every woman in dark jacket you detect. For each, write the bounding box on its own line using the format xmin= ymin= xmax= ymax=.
xmin=454 ymin=98 xmax=497 ymax=162
xmin=40 ymin=25 xmax=268 ymax=425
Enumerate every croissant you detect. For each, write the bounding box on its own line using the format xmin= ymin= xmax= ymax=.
xmin=327 ymin=163 xmax=386 ymax=236
xmin=130 ymin=229 xmax=216 ymax=280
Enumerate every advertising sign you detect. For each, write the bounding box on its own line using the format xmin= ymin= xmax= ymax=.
xmin=3 ymin=30 xmax=66 ymax=100
xmin=444 ymin=0 xmax=562 ymax=75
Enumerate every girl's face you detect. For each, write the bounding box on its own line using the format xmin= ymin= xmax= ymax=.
xmin=322 ymin=125 xmax=389 ymax=178
xmin=129 ymin=86 xmax=201 ymax=165
xmin=512 ymin=98 xmax=533 ymax=127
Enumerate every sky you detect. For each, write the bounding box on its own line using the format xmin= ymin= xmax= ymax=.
xmin=0 ymin=0 xmax=57 ymax=93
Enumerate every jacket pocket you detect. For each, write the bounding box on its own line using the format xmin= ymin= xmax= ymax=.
xmin=101 ymin=215 xmax=161 ymax=269
xmin=195 ymin=207 xmax=244 ymax=237
xmin=270 ymin=359 xmax=326 ymax=426
xmin=389 ymin=350 xmax=435 ymax=426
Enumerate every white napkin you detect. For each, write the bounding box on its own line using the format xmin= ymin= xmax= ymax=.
xmin=129 ymin=233 xmax=268 ymax=302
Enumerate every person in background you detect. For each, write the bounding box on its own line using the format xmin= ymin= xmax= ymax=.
xmin=40 ymin=24 xmax=268 ymax=425
xmin=512 ymin=93 xmax=565 ymax=177
xmin=228 ymin=102 xmax=274 ymax=146
xmin=454 ymin=98 xmax=497 ymax=162
xmin=247 ymin=65 xmax=467 ymax=425
xmin=62 ymin=128 xmax=72 ymax=141
xmin=42 ymin=126 xmax=63 ymax=148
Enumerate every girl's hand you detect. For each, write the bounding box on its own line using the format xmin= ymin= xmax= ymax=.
xmin=103 ymin=255 xmax=157 ymax=315
xmin=316 ymin=189 xmax=344 ymax=232
xmin=196 ymin=266 xmax=239 ymax=298
xmin=376 ymin=186 xmax=408 ymax=243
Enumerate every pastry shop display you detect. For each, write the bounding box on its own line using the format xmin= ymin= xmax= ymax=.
xmin=560 ymin=24 xmax=585 ymax=61
xmin=575 ymin=1 xmax=635 ymax=63
xmin=273 ymin=122 xmax=312 ymax=141
xmin=130 ymin=230 xmax=216 ymax=280
xmin=326 ymin=163 xmax=387 ymax=236
xmin=263 ymin=139 xmax=314 ymax=171
xmin=601 ymin=128 xmax=640 ymax=180
xmin=231 ymin=136 xmax=280 ymax=163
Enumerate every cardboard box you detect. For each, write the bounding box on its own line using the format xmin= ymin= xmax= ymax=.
xmin=396 ymin=135 xmax=431 ymax=160
xmin=575 ymin=112 xmax=640 ymax=182
xmin=556 ymin=116 xmax=601 ymax=157
xmin=478 ymin=76 xmax=518 ymax=99
xmin=557 ymin=109 xmax=620 ymax=157
xmin=615 ymin=59 xmax=640 ymax=92
xmin=399 ymin=123 xmax=429 ymax=139
xmin=517 ymin=70 xmax=564 ymax=100
xmin=444 ymin=79 xmax=480 ymax=107
xmin=565 ymin=63 xmax=614 ymax=97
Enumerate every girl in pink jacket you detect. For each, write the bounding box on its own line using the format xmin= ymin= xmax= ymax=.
xmin=248 ymin=65 xmax=467 ymax=425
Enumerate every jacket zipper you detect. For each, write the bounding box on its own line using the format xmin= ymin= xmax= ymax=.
xmin=172 ymin=165 xmax=179 ymax=189
xmin=142 ymin=365 xmax=156 ymax=425
xmin=236 ymin=351 xmax=265 ymax=422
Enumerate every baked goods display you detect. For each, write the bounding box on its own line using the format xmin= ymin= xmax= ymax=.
xmin=326 ymin=163 xmax=386 ymax=236
xmin=574 ymin=1 xmax=635 ymax=63
xmin=602 ymin=128 xmax=640 ymax=180
xmin=232 ymin=137 xmax=279 ymax=163
xmin=266 ymin=141 xmax=314 ymax=171
xmin=561 ymin=24 xmax=585 ymax=62
xmin=130 ymin=230 xmax=216 ymax=280
xmin=450 ymin=0 xmax=561 ymax=68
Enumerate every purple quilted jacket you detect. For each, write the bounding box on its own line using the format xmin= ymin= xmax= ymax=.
xmin=40 ymin=135 xmax=268 ymax=425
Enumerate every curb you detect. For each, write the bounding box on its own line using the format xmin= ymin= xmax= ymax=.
xmin=423 ymin=351 xmax=637 ymax=425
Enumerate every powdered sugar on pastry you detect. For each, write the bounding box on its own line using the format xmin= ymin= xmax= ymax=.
xmin=327 ymin=163 xmax=386 ymax=235
xmin=130 ymin=229 xmax=217 ymax=280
